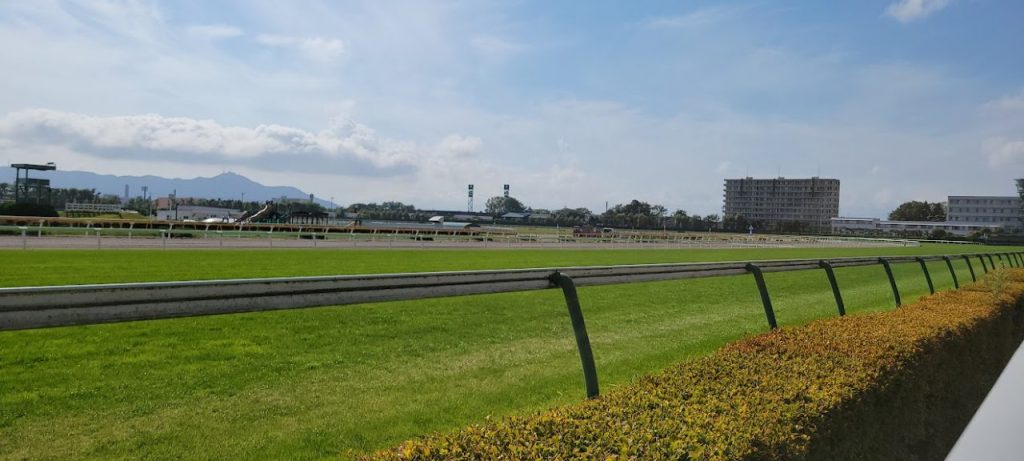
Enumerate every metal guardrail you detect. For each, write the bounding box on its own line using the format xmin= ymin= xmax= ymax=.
xmin=1 ymin=251 xmax=1022 ymax=398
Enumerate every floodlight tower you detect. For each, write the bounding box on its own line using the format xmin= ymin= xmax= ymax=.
xmin=503 ymin=184 xmax=509 ymax=198
xmin=467 ymin=184 xmax=474 ymax=212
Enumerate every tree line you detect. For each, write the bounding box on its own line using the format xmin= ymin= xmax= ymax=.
xmin=7 ymin=181 xmax=1018 ymax=235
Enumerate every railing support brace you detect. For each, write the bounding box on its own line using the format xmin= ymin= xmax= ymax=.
xmin=943 ymin=256 xmax=959 ymax=289
xmin=880 ymin=258 xmax=902 ymax=307
xmin=745 ymin=263 xmax=778 ymax=329
xmin=987 ymin=254 xmax=996 ymax=270
xmin=963 ymin=255 xmax=977 ymax=282
xmin=978 ymin=255 xmax=989 ymax=274
xmin=818 ymin=261 xmax=846 ymax=317
xmin=916 ymin=257 xmax=935 ymax=294
xmin=550 ymin=272 xmax=600 ymax=399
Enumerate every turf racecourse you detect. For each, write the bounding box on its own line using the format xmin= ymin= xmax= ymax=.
xmin=0 ymin=244 xmax=1020 ymax=460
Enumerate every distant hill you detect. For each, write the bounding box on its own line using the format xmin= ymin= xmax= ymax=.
xmin=0 ymin=168 xmax=332 ymax=206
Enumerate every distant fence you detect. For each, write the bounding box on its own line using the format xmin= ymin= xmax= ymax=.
xmin=1 ymin=224 xmax=920 ymax=250
xmin=64 ymin=203 xmax=123 ymax=213
xmin=1 ymin=250 xmax=1022 ymax=398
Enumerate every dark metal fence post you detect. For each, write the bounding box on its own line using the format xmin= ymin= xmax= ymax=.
xmin=987 ymin=254 xmax=996 ymax=270
xmin=880 ymin=258 xmax=902 ymax=307
xmin=818 ymin=261 xmax=846 ymax=316
xmin=943 ymin=256 xmax=959 ymax=289
xmin=745 ymin=263 xmax=778 ymax=329
xmin=916 ymin=257 xmax=935 ymax=294
xmin=963 ymin=255 xmax=977 ymax=282
xmin=978 ymin=255 xmax=989 ymax=274
xmin=550 ymin=272 xmax=600 ymax=399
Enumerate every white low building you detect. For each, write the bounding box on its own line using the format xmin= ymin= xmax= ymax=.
xmin=831 ymin=217 xmax=1004 ymax=237
xmin=947 ymin=196 xmax=1023 ymax=232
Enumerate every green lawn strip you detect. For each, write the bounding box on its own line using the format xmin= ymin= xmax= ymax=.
xmin=0 ymin=245 xmax=1021 ymax=460
xmin=0 ymin=243 xmax=1013 ymax=288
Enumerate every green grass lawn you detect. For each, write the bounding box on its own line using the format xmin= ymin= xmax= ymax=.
xmin=0 ymin=244 xmax=1020 ymax=460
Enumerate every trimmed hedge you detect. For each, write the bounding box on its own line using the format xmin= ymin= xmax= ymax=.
xmin=0 ymin=202 xmax=58 ymax=217
xmin=367 ymin=270 xmax=1024 ymax=461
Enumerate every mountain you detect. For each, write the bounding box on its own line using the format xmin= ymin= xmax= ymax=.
xmin=0 ymin=167 xmax=332 ymax=206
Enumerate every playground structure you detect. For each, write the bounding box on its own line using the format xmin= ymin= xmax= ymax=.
xmin=242 ymin=202 xmax=272 ymax=223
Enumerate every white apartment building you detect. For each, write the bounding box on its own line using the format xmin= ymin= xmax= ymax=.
xmin=723 ymin=177 xmax=840 ymax=232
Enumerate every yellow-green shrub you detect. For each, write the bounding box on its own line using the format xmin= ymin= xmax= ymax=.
xmin=367 ymin=270 xmax=1024 ymax=461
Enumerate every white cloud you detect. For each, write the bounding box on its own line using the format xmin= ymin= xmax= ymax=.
xmin=256 ymin=34 xmax=345 ymax=63
xmin=645 ymin=6 xmax=739 ymax=29
xmin=66 ymin=0 xmax=166 ymax=43
xmin=470 ymin=36 xmax=527 ymax=58
xmin=986 ymin=138 xmax=1024 ymax=167
xmin=885 ymin=0 xmax=952 ymax=23
xmin=0 ymin=109 xmax=413 ymax=174
xmin=186 ymin=24 xmax=243 ymax=39
xmin=437 ymin=134 xmax=482 ymax=158
xmin=983 ymin=91 xmax=1024 ymax=113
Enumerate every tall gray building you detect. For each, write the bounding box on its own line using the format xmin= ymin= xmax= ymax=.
xmin=723 ymin=177 xmax=840 ymax=232
xmin=946 ymin=196 xmax=1023 ymax=232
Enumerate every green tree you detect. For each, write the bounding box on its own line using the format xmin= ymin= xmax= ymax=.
xmin=672 ymin=210 xmax=690 ymax=230
xmin=600 ymin=200 xmax=673 ymax=229
xmin=888 ymin=201 xmax=946 ymax=222
xmin=485 ymin=196 xmax=527 ymax=216
xmin=704 ymin=214 xmax=721 ymax=230
xmin=553 ymin=207 xmax=593 ymax=226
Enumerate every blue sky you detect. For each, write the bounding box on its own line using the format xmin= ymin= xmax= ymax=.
xmin=1 ymin=0 xmax=1022 ymax=217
